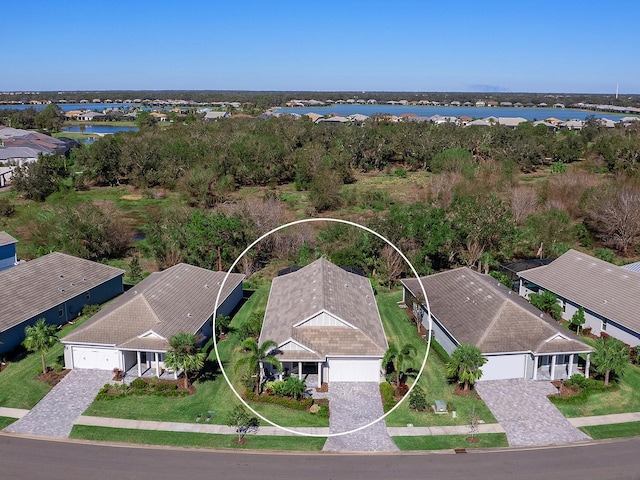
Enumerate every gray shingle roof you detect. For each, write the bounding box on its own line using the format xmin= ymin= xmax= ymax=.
xmin=401 ymin=267 xmax=592 ymax=355
xmin=260 ymin=258 xmax=387 ymax=360
xmin=0 ymin=231 xmax=17 ymax=247
xmin=0 ymin=252 xmax=124 ymax=333
xmin=62 ymin=264 xmax=244 ymax=350
xmin=518 ymin=249 xmax=640 ymax=334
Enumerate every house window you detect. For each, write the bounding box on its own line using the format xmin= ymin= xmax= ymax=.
xmin=86 ymin=292 xmax=91 ymax=300
xmin=58 ymin=308 xmax=63 ymax=317
xmin=602 ymin=319 xmax=607 ymax=331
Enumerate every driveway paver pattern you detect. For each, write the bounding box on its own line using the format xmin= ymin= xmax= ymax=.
xmin=4 ymin=369 xmax=113 ymax=438
xmin=322 ymin=382 xmax=398 ymax=452
xmin=475 ymin=378 xmax=591 ymax=447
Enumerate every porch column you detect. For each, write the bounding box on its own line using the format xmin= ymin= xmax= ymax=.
xmin=154 ymin=352 xmax=160 ymax=377
xmin=532 ymin=355 xmax=538 ymax=380
xmin=585 ymin=353 xmax=591 ymax=378
xmin=568 ymin=354 xmax=574 ymax=376
xmin=550 ymin=354 xmax=556 ymax=381
xmin=298 ymin=361 xmax=302 ymax=380
xmin=317 ymin=362 xmax=322 ymax=388
xmin=137 ymin=351 xmax=142 ymax=377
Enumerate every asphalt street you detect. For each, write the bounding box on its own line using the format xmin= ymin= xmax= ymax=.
xmin=1 ymin=434 xmax=638 ymax=480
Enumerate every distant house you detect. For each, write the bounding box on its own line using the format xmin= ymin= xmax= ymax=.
xmin=518 ymin=249 xmax=640 ymax=347
xmin=561 ymin=120 xmax=584 ymax=131
xmin=260 ymin=258 xmax=387 ymax=386
xmin=498 ymin=117 xmax=528 ymax=128
xmin=500 ymin=102 xmax=513 ymax=107
xmin=76 ymin=111 xmax=107 ymax=121
xmin=0 ymin=231 xmax=18 ymax=271
xmin=475 ymin=101 xmax=486 ymax=107
xmin=0 ymin=252 xmax=125 ymax=356
xmin=401 ymin=267 xmax=593 ymax=381
xmin=62 ymin=264 xmax=244 ymax=376
xmin=203 ymin=111 xmax=228 ymax=120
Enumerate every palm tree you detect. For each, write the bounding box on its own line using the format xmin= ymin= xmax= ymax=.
xmin=446 ymin=344 xmax=487 ymax=392
xmin=236 ymin=338 xmax=282 ymax=395
xmin=592 ymin=336 xmax=629 ymax=386
xmin=163 ymin=332 xmax=206 ymax=389
xmin=382 ymin=343 xmax=417 ymax=387
xmin=23 ymin=318 xmax=59 ymax=374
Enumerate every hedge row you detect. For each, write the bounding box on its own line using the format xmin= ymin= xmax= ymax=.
xmin=430 ymin=339 xmax=451 ymax=364
xmin=95 ymin=380 xmax=189 ymax=401
xmin=245 ymin=390 xmax=314 ymax=411
xmin=549 ymin=382 xmax=618 ymax=405
xmin=380 ymin=382 xmax=396 ymax=413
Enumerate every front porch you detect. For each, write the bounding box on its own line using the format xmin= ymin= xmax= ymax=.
xmin=120 ymin=349 xmax=178 ymax=382
xmin=533 ymin=352 xmax=591 ymax=381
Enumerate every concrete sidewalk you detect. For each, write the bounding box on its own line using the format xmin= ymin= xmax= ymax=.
xmin=568 ymin=411 xmax=640 ymax=427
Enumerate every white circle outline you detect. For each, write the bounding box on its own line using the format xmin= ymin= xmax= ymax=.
xmin=213 ymin=217 xmax=432 ymax=437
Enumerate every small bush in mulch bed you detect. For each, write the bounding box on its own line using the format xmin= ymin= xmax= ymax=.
xmin=36 ymin=368 xmax=70 ymax=388
xmin=452 ymin=384 xmax=481 ymax=398
xmin=96 ymin=378 xmax=191 ymax=400
xmin=548 ymin=374 xmax=618 ymax=405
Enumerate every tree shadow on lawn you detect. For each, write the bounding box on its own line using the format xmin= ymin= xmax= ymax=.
xmin=194 ymin=359 xmax=221 ymax=383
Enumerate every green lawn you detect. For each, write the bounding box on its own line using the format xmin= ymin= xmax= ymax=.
xmin=0 ymin=316 xmax=94 ymax=409
xmin=83 ymin=285 xmax=329 ymax=428
xmin=376 ymin=290 xmax=496 ymax=427
xmin=0 ymin=416 xmax=16 ymax=429
xmin=579 ymin=422 xmax=640 ymax=440
xmin=70 ymin=425 xmax=325 ymax=451
xmin=553 ymin=365 xmax=640 ymax=418
xmin=393 ymin=433 xmax=508 ymax=451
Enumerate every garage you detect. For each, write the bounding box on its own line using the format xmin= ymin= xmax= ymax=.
xmin=327 ymin=357 xmax=381 ymax=383
xmin=482 ymin=354 xmax=527 ymax=381
xmin=70 ymin=346 xmax=119 ymax=370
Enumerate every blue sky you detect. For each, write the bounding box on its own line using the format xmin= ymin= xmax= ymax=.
xmin=3 ymin=1 xmax=640 ymax=93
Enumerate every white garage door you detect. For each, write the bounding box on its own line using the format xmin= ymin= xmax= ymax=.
xmin=328 ymin=357 xmax=381 ymax=382
xmin=481 ymin=354 xmax=526 ymax=381
xmin=72 ymin=346 xmax=119 ymax=370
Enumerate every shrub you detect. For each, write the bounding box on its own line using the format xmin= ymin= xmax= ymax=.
xmin=130 ymin=378 xmax=147 ymax=390
xmin=245 ymin=390 xmax=313 ymax=411
xmin=394 ymin=167 xmax=408 ymax=178
xmin=430 ymin=339 xmax=450 ymax=364
xmin=0 ymin=198 xmax=15 ymax=217
xmin=408 ymin=386 xmax=428 ymax=411
xmin=380 ymin=381 xmax=396 ymax=412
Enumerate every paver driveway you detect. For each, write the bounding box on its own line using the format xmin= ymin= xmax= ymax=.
xmin=475 ymin=378 xmax=591 ymax=447
xmin=322 ymin=382 xmax=398 ymax=452
xmin=4 ymin=369 xmax=113 ymax=438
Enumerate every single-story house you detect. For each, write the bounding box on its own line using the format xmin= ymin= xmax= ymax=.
xmin=62 ymin=264 xmax=244 ymax=377
xmin=0 ymin=252 xmax=125 ymax=356
xmin=260 ymin=258 xmax=388 ymax=386
xmin=0 ymin=231 xmax=18 ymax=271
xmin=401 ymin=267 xmax=593 ymax=381
xmin=518 ymin=249 xmax=640 ymax=347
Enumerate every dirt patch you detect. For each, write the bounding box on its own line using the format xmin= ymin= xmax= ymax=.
xmin=549 ymin=380 xmax=581 ymax=398
xmin=121 ymin=194 xmax=143 ymax=201
xmin=36 ymin=369 xmax=71 ymax=388
xmin=453 ymin=384 xmax=481 ymax=398
xmin=316 ymin=382 xmax=328 ymax=393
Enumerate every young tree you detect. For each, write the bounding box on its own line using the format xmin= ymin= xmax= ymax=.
xmin=227 ymin=404 xmax=259 ymax=443
xmin=528 ymin=290 xmax=563 ymax=321
xmin=23 ymin=318 xmax=59 ymax=374
xmin=382 ymin=343 xmax=417 ymax=387
xmin=163 ymin=332 xmax=206 ymax=389
xmin=235 ymin=338 xmax=282 ymax=395
xmin=128 ymin=254 xmax=143 ymax=283
xmin=446 ymin=344 xmax=487 ymax=392
xmin=592 ymin=337 xmax=629 ymax=386
xmin=571 ymin=307 xmax=586 ymax=335
xmin=376 ymin=244 xmax=403 ymax=289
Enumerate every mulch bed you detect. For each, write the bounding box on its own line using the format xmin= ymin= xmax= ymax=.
xmin=453 ymin=384 xmax=481 ymax=399
xmin=550 ymin=380 xmax=581 ymax=398
xmin=36 ymin=369 xmax=71 ymax=388
xmin=315 ymin=382 xmax=328 ymax=393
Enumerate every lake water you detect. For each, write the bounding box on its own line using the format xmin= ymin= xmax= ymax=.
xmin=276 ymin=104 xmax=632 ymax=122
xmin=62 ymin=125 xmax=138 ymax=134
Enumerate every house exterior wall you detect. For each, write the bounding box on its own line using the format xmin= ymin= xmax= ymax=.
xmin=0 ymin=274 xmax=124 ymax=356
xmin=519 ymin=279 xmax=640 ymax=347
xmin=0 ymin=243 xmax=17 ymax=271
xmin=481 ymin=353 xmax=528 ymax=381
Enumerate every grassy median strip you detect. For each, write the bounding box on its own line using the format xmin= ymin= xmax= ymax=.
xmin=393 ymin=433 xmax=509 ymax=451
xmin=0 ymin=416 xmax=16 ymax=429
xmin=69 ymin=425 xmax=326 ymax=451
xmin=579 ymin=422 xmax=640 ymax=440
